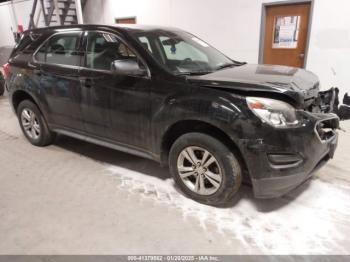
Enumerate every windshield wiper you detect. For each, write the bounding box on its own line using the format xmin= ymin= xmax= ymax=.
xmin=215 ymin=61 xmax=247 ymax=71
xmin=215 ymin=63 xmax=237 ymax=71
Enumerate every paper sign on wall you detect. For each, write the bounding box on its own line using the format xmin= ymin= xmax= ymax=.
xmin=273 ymin=15 xmax=301 ymax=49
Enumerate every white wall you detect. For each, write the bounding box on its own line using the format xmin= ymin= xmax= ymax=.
xmin=0 ymin=0 xmax=44 ymax=47
xmin=0 ymin=1 xmax=15 ymax=47
xmin=84 ymin=0 xmax=350 ymax=100
xmin=306 ymin=0 xmax=350 ymax=100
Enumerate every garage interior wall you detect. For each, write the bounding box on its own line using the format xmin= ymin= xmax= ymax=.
xmin=0 ymin=0 xmax=40 ymax=47
xmin=0 ymin=0 xmax=349 ymax=100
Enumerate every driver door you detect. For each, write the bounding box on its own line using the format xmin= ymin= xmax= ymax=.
xmin=79 ymin=31 xmax=152 ymax=149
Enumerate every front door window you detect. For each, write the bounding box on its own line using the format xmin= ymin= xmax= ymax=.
xmin=85 ymin=32 xmax=137 ymax=71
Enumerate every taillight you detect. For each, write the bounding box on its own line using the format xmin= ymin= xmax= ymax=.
xmin=3 ymin=63 xmax=10 ymax=80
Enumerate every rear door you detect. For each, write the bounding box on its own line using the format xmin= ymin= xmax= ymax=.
xmin=34 ymin=31 xmax=84 ymax=130
xmin=79 ymin=31 xmax=152 ymax=149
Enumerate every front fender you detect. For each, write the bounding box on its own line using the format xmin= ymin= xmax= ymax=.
xmin=151 ymin=88 xmax=252 ymax=156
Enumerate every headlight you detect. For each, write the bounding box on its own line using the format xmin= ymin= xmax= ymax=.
xmin=246 ymin=97 xmax=300 ymax=128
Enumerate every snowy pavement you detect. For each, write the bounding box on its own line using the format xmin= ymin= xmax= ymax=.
xmin=0 ymin=96 xmax=349 ymax=254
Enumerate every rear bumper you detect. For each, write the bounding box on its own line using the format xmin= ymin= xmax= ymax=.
xmin=238 ymin=112 xmax=339 ymax=199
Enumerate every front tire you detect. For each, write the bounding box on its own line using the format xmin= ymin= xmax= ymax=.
xmin=169 ymin=133 xmax=242 ymax=206
xmin=17 ymin=100 xmax=55 ymax=146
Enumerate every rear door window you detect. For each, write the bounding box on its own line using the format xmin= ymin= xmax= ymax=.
xmin=35 ymin=33 xmax=82 ymax=66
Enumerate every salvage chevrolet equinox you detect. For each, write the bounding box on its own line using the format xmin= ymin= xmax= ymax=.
xmin=4 ymin=25 xmax=340 ymax=206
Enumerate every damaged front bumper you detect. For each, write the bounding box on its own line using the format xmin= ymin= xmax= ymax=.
xmin=309 ymin=87 xmax=350 ymax=120
xmin=239 ymin=112 xmax=339 ymax=199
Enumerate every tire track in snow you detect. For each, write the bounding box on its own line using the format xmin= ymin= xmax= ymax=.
xmin=106 ymin=165 xmax=350 ymax=254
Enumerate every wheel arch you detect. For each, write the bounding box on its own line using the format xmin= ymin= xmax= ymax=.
xmin=12 ymin=90 xmax=40 ymax=113
xmin=160 ymin=120 xmax=249 ymax=179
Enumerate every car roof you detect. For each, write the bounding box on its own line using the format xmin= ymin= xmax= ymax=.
xmin=25 ymin=24 xmax=182 ymax=34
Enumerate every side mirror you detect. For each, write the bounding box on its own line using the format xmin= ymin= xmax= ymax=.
xmin=111 ymin=59 xmax=147 ymax=77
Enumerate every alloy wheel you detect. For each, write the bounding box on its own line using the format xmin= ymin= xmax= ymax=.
xmin=21 ymin=108 xmax=41 ymax=140
xmin=177 ymin=146 xmax=223 ymax=195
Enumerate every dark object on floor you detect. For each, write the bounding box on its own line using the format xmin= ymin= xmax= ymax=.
xmin=0 ymin=71 xmax=4 ymax=96
xmin=338 ymin=105 xmax=350 ymax=120
xmin=337 ymin=93 xmax=350 ymax=120
xmin=343 ymin=93 xmax=350 ymax=106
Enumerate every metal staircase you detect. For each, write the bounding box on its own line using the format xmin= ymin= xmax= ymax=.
xmin=29 ymin=0 xmax=87 ymax=29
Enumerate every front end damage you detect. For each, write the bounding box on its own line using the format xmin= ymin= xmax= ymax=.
xmin=190 ymin=65 xmax=346 ymax=198
xmin=240 ymin=108 xmax=340 ymax=199
xmin=307 ymin=87 xmax=339 ymax=113
xmin=309 ymin=87 xmax=350 ymax=120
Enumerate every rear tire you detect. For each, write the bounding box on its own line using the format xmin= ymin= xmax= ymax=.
xmin=17 ymin=100 xmax=55 ymax=146
xmin=169 ymin=132 xmax=242 ymax=206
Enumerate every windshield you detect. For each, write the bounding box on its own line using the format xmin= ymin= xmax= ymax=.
xmin=131 ymin=29 xmax=237 ymax=75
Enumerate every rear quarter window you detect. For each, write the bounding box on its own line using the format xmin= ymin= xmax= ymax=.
xmin=35 ymin=33 xmax=82 ymax=67
xmin=11 ymin=32 xmax=42 ymax=57
xmin=11 ymin=35 xmax=32 ymax=56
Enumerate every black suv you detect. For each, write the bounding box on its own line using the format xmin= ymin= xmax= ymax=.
xmin=5 ymin=25 xmax=339 ymax=206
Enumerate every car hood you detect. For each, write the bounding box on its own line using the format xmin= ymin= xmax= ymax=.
xmin=187 ymin=64 xmax=320 ymax=107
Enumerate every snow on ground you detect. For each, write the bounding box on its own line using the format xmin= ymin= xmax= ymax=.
xmin=106 ymin=164 xmax=350 ymax=255
xmin=1 ymin=96 xmax=349 ymax=254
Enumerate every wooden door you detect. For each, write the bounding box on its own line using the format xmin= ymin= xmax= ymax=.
xmin=263 ymin=3 xmax=311 ymax=68
xmin=115 ymin=17 xmax=136 ymax=24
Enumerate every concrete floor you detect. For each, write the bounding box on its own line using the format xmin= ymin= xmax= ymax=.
xmin=0 ymin=95 xmax=349 ymax=255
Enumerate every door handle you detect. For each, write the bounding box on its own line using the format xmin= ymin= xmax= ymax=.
xmin=299 ymin=53 xmax=305 ymax=59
